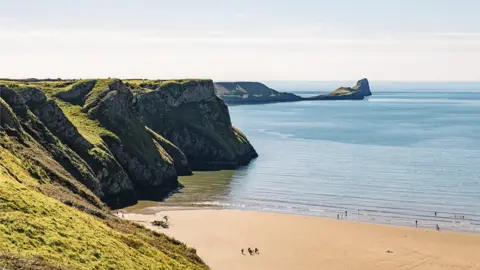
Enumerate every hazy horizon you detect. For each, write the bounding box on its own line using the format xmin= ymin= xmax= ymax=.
xmin=2 ymin=0 xmax=480 ymax=81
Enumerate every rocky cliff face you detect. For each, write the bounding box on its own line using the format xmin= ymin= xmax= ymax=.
xmin=131 ymin=79 xmax=258 ymax=170
xmin=0 ymin=79 xmax=257 ymax=208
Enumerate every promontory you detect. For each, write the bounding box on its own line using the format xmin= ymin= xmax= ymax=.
xmin=214 ymin=78 xmax=372 ymax=104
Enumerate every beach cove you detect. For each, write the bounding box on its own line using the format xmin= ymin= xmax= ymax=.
xmin=125 ymin=209 xmax=480 ymax=270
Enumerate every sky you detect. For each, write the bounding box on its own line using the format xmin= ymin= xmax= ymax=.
xmin=1 ymin=0 xmax=480 ymax=81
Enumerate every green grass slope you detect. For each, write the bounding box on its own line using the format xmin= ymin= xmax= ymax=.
xmin=0 ymin=141 xmax=207 ymax=270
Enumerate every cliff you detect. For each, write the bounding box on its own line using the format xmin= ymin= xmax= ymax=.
xmin=214 ymin=78 xmax=372 ymax=104
xmin=128 ymin=79 xmax=258 ymax=170
xmin=1 ymin=79 xmax=213 ymax=269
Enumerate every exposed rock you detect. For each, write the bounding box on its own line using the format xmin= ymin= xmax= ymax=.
xmin=54 ymin=80 xmax=96 ymax=105
xmin=147 ymin=127 xmax=192 ymax=176
xmin=87 ymin=82 xmax=179 ymax=192
xmin=353 ymin=78 xmax=372 ymax=96
xmin=133 ymin=80 xmax=258 ymax=170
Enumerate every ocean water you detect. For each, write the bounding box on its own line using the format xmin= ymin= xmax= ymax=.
xmin=127 ymin=83 xmax=480 ymax=233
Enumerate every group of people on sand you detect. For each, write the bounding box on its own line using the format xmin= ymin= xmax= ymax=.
xmin=241 ymin=247 xmax=260 ymax=256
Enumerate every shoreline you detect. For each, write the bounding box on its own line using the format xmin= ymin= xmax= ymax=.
xmin=122 ymin=203 xmax=480 ymax=234
xmin=125 ymin=209 xmax=480 ymax=270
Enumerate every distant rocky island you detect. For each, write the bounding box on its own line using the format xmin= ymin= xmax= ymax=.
xmin=214 ymin=78 xmax=372 ymax=104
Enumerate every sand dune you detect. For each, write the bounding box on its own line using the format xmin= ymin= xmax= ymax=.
xmin=125 ymin=210 xmax=480 ymax=270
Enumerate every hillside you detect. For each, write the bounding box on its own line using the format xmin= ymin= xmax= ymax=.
xmin=0 ymin=78 xmax=258 ymax=269
xmin=214 ymin=79 xmax=372 ymax=104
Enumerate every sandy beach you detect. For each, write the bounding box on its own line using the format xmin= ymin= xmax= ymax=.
xmin=125 ymin=209 xmax=480 ymax=270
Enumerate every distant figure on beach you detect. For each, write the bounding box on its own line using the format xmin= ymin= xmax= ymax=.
xmin=435 ymin=212 xmax=437 ymax=217
xmin=436 ymin=224 xmax=440 ymax=231
xmin=248 ymin=248 xmax=253 ymax=255
xmin=164 ymin=216 xmax=169 ymax=223
xmin=415 ymin=220 xmax=418 ymax=228
xmin=337 ymin=214 xmax=339 ymax=220
xmin=241 ymin=249 xmax=244 ymax=255
xmin=255 ymin=248 xmax=259 ymax=255
xmin=345 ymin=211 xmax=348 ymax=217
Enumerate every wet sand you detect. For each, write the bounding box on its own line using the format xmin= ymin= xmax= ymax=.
xmin=125 ymin=209 xmax=480 ymax=270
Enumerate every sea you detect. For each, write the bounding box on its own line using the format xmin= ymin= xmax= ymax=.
xmin=126 ymin=81 xmax=480 ymax=233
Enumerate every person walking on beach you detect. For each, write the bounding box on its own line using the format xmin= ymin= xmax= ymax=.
xmin=345 ymin=211 xmax=348 ymax=217
xmin=415 ymin=220 xmax=418 ymax=228
xmin=436 ymin=224 xmax=440 ymax=231
xmin=337 ymin=214 xmax=339 ymax=220
xmin=435 ymin=211 xmax=437 ymax=217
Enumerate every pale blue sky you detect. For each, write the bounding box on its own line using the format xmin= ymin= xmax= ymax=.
xmin=1 ymin=0 xmax=479 ymax=80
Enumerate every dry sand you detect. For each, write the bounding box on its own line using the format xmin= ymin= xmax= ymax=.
xmin=125 ymin=210 xmax=480 ymax=270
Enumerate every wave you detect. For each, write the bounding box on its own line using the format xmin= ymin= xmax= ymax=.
xmin=369 ymin=98 xmax=480 ymax=104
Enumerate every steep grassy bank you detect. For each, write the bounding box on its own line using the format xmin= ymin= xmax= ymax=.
xmin=0 ymin=145 xmax=207 ymax=269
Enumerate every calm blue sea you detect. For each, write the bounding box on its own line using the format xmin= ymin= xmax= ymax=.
xmin=129 ymin=82 xmax=480 ymax=233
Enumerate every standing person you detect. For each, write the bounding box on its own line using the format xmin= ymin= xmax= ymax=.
xmin=337 ymin=214 xmax=339 ymax=220
xmin=415 ymin=220 xmax=418 ymax=228
xmin=436 ymin=224 xmax=440 ymax=231
xmin=435 ymin=212 xmax=437 ymax=217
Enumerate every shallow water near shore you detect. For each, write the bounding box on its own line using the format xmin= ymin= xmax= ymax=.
xmin=125 ymin=83 xmax=480 ymax=233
